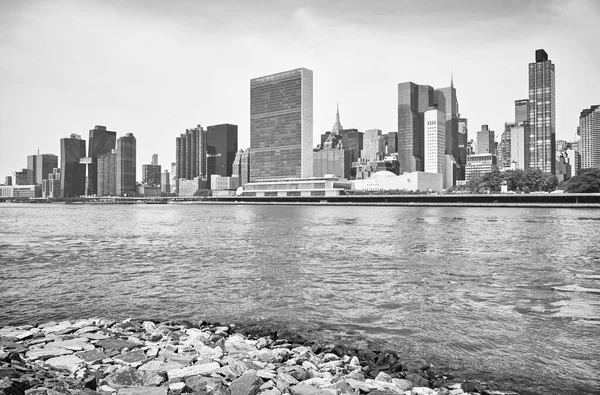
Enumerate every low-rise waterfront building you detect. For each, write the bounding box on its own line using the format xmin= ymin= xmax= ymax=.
xmin=178 ymin=177 xmax=208 ymax=197
xmin=0 ymin=185 xmax=42 ymax=198
xmin=349 ymin=171 xmax=443 ymax=193
xmin=136 ymin=185 xmax=161 ymax=197
xmin=242 ymin=176 xmax=345 ymax=197
xmin=465 ymin=154 xmax=498 ymax=181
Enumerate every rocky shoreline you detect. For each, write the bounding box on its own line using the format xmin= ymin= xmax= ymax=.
xmin=0 ymin=318 xmax=520 ymax=395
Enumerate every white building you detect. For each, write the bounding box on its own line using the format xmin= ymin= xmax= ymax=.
xmin=510 ymin=123 xmax=529 ymax=170
xmin=242 ymin=176 xmax=344 ymax=197
xmin=351 ymin=171 xmax=443 ymax=193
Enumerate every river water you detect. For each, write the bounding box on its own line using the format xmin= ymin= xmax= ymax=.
xmin=1 ymin=203 xmax=599 ymax=394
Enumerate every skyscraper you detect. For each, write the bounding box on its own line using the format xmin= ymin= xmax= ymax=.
xmin=97 ymin=150 xmax=117 ymax=196
xmin=88 ymin=125 xmax=117 ymax=196
xmin=206 ymin=124 xmax=238 ymax=189
xmin=499 ymin=124 xmax=513 ymax=170
xmin=528 ymin=49 xmax=556 ymax=174
xmin=515 ymin=99 xmax=529 ymax=123
xmin=116 ymin=133 xmax=136 ymax=196
xmin=476 ymin=125 xmax=495 ymax=155
xmin=434 ymin=76 xmax=460 ymax=167
xmin=60 ymin=134 xmax=86 ymax=197
xmin=511 ymin=100 xmax=531 ymax=170
xmin=151 ymin=154 xmax=158 ymax=166
xmin=361 ymin=129 xmax=384 ymax=161
xmin=161 ymin=170 xmax=170 ymax=194
xmin=27 ymin=154 xmax=58 ymax=185
xmin=457 ymin=118 xmax=468 ymax=180
xmin=175 ymin=125 xmax=205 ymax=185
xmin=332 ymin=103 xmax=343 ymax=135
xmin=579 ymin=105 xmax=600 ymax=170
xmin=250 ymin=67 xmax=313 ymax=180
xmin=424 ymin=107 xmax=445 ymax=176
xmin=398 ymin=82 xmax=434 ymax=173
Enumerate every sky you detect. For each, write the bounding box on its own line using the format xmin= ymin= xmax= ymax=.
xmin=1 ymin=0 xmax=599 ymax=180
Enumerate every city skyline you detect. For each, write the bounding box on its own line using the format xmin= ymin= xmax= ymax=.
xmin=1 ymin=0 xmax=600 ymax=180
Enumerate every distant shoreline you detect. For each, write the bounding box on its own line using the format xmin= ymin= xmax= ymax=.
xmin=2 ymin=193 xmax=600 ymax=208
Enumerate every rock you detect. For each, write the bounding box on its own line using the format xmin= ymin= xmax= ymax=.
xmin=300 ymin=378 xmax=332 ymax=388
xmin=461 ymin=382 xmax=477 ymax=392
xmin=375 ymin=371 xmax=393 ymax=382
xmin=98 ymin=384 xmax=118 ymax=393
xmin=76 ymin=349 xmax=107 ymax=364
xmin=82 ymin=332 xmax=110 ymax=340
xmin=290 ymin=382 xmax=333 ymax=395
xmin=449 ymin=389 xmax=465 ymax=395
xmin=365 ymin=379 xmax=403 ymax=392
xmin=45 ymin=355 xmax=83 ymax=372
xmin=229 ymin=371 xmax=263 ymax=395
xmin=257 ymin=369 xmax=276 ymax=380
xmin=167 ymin=361 xmax=220 ymax=380
xmin=26 ymin=347 xmax=73 ymax=359
xmin=105 ymin=366 xmax=163 ymax=388
xmin=391 ymin=378 xmax=413 ymax=391
xmin=262 ymin=389 xmax=283 ymax=395
xmin=169 ymin=381 xmax=186 ymax=395
xmin=45 ymin=338 xmax=93 ymax=351
xmin=403 ymin=359 xmax=429 ymax=372
xmin=276 ymin=372 xmax=299 ymax=390
xmin=138 ymin=360 xmax=184 ymax=373
xmin=95 ymin=339 xmax=139 ymax=352
xmin=117 ymin=388 xmax=168 ymax=395
xmin=113 ymin=350 xmax=147 ymax=364
xmin=405 ymin=373 xmax=430 ymax=388
xmin=344 ymin=378 xmax=371 ymax=392
xmin=411 ymin=387 xmax=437 ymax=395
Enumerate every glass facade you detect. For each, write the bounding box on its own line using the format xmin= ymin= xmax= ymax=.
xmin=250 ymin=68 xmax=313 ymax=181
xmin=88 ymin=125 xmax=116 ymax=195
xmin=206 ymin=124 xmax=238 ymax=189
xmin=116 ymin=133 xmax=136 ymax=196
xmin=476 ymin=125 xmax=495 ymax=155
xmin=60 ymin=134 xmax=86 ymax=197
xmin=398 ymin=82 xmax=433 ymax=173
xmin=528 ymin=49 xmax=556 ymax=174
xmin=515 ymin=99 xmax=529 ymax=123
xmin=457 ymin=118 xmax=468 ymax=180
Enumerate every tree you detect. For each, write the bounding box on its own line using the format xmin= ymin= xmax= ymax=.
xmin=193 ymin=189 xmax=211 ymax=197
xmin=563 ymin=168 xmax=600 ymax=193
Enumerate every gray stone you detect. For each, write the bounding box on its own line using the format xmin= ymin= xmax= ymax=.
xmin=411 ymin=388 xmax=436 ymax=395
xmin=138 ymin=360 xmax=184 ymax=373
xmin=167 ymin=361 xmax=220 ymax=380
xmin=113 ymin=350 xmax=147 ymax=364
xmin=276 ymin=372 xmax=299 ymax=390
xmin=45 ymin=355 xmax=83 ymax=372
xmin=105 ymin=366 xmax=163 ymax=388
xmin=344 ymin=378 xmax=371 ymax=392
xmin=290 ymin=382 xmax=333 ymax=395
xmin=229 ymin=371 xmax=263 ymax=395
xmin=96 ymin=339 xmax=139 ymax=351
xmin=26 ymin=347 xmax=73 ymax=359
xmin=76 ymin=349 xmax=107 ymax=364
xmin=391 ymin=378 xmax=413 ymax=391
xmin=45 ymin=338 xmax=94 ymax=351
xmin=169 ymin=382 xmax=186 ymax=395
xmin=405 ymin=373 xmax=430 ymax=388
xmin=117 ymin=388 xmax=167 ymax=395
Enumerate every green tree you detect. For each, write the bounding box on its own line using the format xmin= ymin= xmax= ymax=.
xmin=563 ymin=168 xmax=600 ymax=193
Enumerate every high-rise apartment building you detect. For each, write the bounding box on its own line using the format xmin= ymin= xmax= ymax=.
xmin=528 ymin=49 xmax=556 ymax=174
xmin=206 ymin=124 xmax=238 ymax=189
xmin=250 ymin=67 xmax=313 ymax=180
xmin=579 ymin=105 xmax=600 ymax=169
xmin=60 ymin=134 xmax=86 ymax=197
xmin=476 ymin=125 xmax=495 ymax=155
xmin=116 ymin=133 xmax=136 ymax=196
xmin=151 ymin=154 xmax=158 ymax=166
xmin=175 ymin=125 xmax=206 ymax=191
xmin=398 ymin=82 xmax=434 ymax=173
xmin=12 ymin=169 xmax=28 ymax=185
xmin=142 ymin=154 xmax=162 ymax=187
xmin=97 ymin=150 xmax=117 ymax=196
xmin=457 ymin=118 xmax=468 ymax=180
xmin=499 ymin=124 xmax=513 ymax=170
xmin=510 ymin=123 xmax=529 ymax=170
xmin=88 ymin=125 xmax=117 ymax=195
xmin=161 ymin=170 xmax=170 ymax=194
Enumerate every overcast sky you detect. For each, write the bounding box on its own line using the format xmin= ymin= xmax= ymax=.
xmin=1 ymin=0 xmax=599 ymax=180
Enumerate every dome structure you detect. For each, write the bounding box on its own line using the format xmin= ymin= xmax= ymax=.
xmin=370 ymin=171 xmax=397 ymax=179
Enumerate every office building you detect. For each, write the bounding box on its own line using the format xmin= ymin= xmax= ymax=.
xmin=60 ymin=134 xmax=86 ymax=197
xmin=465 ymin=154 xmax=498 ymax=181
xmin=361 ymin=129 xmax=385 ymax=161
xmin=528 ymin=49 xmax=556 ymax=174
xmin=232 ymin=148 xmax=251 ymax=187
xmin=434 ymin=77 xmax=460 ymax=181
xmin=457 ymin=118 xmax=468 ymax=180
xmin=206 ymin=124 xmax=238 ymax=189
xmin=385 ymin=132 xmax=398 ymax=155
xmin=332 ymin=103 xmax=343 ymax=135
xmin=476 ymin=125 xmax=495 ymax=155
xmin=398 ymin=82 xmax=434 ymax=173
xmin=242 ymin=176 xmax=344 ymax=197
xmin=313 ymin=134 xmax=352 ymax=179
xmin=12 ymin=169 xmax=28 ymax=185
xmin=510 ymin=123 xmax=529 ymax=170
xmin=151 ymin=154 xmax=158 ymax=166
xmin=424 ymin=108 xmax=446 ymax=176
xmin=178 ymin=177 xmax=208 ymax=197
xmin=250 ymin=67 xmax=313 ymax=180
xmin=116 ymin=133 xmax=136 ymax=197
xmin=27 ymin=154 xmax=58 ymax=185
xmin=579 ymin=105 xmax=600 ymax=170
xmin=88 ymin=125 xmax=117 ymax=195
xmin=0 ymin=185 xmax=42 ymax=198
xmin=161 ymin=170 xmax=170 ymax=194
xmin=338 ymin=129 xmax=363 ymax=165
xmin=515 ymin=99 xmax=529 ymax=123
xmin=97 ymin=150 xmax=117 ymax=196
xmin=4 ymin=176 xmax=12 ymax=186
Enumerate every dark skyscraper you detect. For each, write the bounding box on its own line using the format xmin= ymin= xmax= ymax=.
xmin=250 ymin=68 xmax=313 ymax=180
xmin=457 ymin=118 xmax=468 ymax=180
xmin=88 ymin=125 xmax=116 ymax=196
xmin=26 ymin=154 xmax=58 ymax=185
xmin=528 ymin=49 xmax=556 ymax=174
xmin=206 ymin=124 xmax=238 ymax=189
xmin=175 ymin=125 xmax=205 ymax=187
xmin=397 ymin=82 xmax=434 ymax=173
xmin=116 ymin=133 xmax=136 ymax=196
xmin=434 ymin=76 xmax=460 ymax=182
xmin=97 ymin=150 xmax=117 ymax=196
xmin=27 ymin=155 xmax=36 ymax=185
xmin=515 ymin=99 xmax=529 ymax=123
xmin=60 ymin=134 xmax=86 ymax=197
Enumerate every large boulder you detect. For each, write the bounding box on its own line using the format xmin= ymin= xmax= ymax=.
xmin=167 ymin=361 xmax=220 ymax=381
xmin=229 ymin=371 xmax=263 ymax=395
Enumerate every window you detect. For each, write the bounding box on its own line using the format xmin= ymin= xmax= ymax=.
xmin=287 ymin=191 xmax=301 ymax=197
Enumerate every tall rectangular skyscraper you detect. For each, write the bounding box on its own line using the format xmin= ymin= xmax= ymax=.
xmin=250 ymin=67 xmax=313 ymax=180
xmin=457 ymin=118 xmax=468 ymax=180
xmin=60 ymin=134 xmax=86 ymax=197
xmin=398 ymin=82 xmax=434 ymax=173
xmin=515 ymin=99 xmax=529 ymax=123
xmin=88 ymin=125 xmax=117 ymax=196
xmin=206 ymin=124 xmax=238 ymax=189
xmin=26 ymin=154 xmax=58 ymax=185
xmin=116 ymin=133 xmax=136 ymax=196
xmin=476 ymin=125 xmax=495 ymax=155
xmin=579 ymin=105 xmax=600 ymax=169
xmin=528 ymin=49 xmax=556 ymax=174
